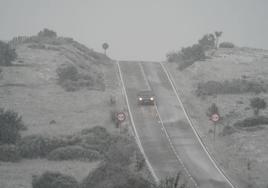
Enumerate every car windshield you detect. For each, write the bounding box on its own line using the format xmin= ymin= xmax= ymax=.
xmin=138 ymin=91 xmax=154 ymax=96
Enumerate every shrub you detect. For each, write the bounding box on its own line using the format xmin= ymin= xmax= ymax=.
xmin=0 ymin=108 xmax=25 ymax=144
xmin=56 ymin=64 xmax=79 ymax=82
xmin=37 ymin=28 xmax=57 ymax=38
xmin=110 ymin=109 xmax=119 ymax=127
xmin=56 ymin=64 xmax=102 ymax=92
xmin=80 ymin=163 xmax=153 ymax=188
xmin=79 ymin=127 xmax=115 ymax=153
xmin=0 ymin=144 xmax=21 ymax=162
xmin=0 ymin=41 xmax=17 ymax=66
xmin=32 ymin=171 xmax=78 ymax=188
xmin=104 ymin=136 xmax=138 ymax=167
xmin=178 ymin=44 xmax=206 ymax=70
xmin=60 ymin=79 xmax=80 ymax=92
xmin=234 ymin=116 xmax=268 ymax=129
xmin=206 ymin=103 xmax=219 ymax=117
xmin=166 ymin=51 xmax=182 ymax=63
xmin=109 ymin=95 xmax=116 ymax=106
xmin=19 ymin=134 xmax=68 ymax=158
xmin=198 ymin=33 xmax=216 ymax=50
xmin=219 ymin=42 xmax=235 ymax=48
xmin=221 ymin=125 xmax=236 ymax=136
xmin=196 ymin=79 xmax=266 ymax=96
xmin=27 ymin=43 xmax=46 ymax=49
xmin=157 ymin=173 xmax=187 ymax=188
xmin=47 ymin=145 xmax=101 ymax=161
xmin=250 ymin=97 xmax=266 ymax=116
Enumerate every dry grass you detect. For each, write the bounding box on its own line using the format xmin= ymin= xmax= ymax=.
xmin=0 ymin=159 xmax=99 ymax=188
xmin=0 ymin=42 xmax=124 ymax=137
xmin=166 ymin=47 xmax=268 ymax=188
xmin=0 ymin=37 xmax=127 ymax=187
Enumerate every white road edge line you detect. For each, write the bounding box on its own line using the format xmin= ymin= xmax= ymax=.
xmin=160 ymin=62 xmax=236 ymax=188
xmin=139 ymin=62 xmax=198 ymax=188
xmin=116 ymin=61 xmax=159 ymax=184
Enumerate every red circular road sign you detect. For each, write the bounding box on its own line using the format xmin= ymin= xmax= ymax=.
xmin=102 ymin=43 xmax=109 ymax=50
xmin=211 ymin=113 xmax=220 ymax=122
xmin=116 ymin=112 xmax=126 ymax=122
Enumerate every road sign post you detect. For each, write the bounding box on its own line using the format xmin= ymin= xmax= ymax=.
xmin=210 ymin=113 xmax=220 ymax=144
xmin=116 ymin=112 xmax=126 ymax=132
xmin=102 ymin=42 xmax=109 ymax=55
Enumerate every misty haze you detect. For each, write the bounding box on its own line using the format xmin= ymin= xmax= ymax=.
xmin=0 ymin=1 xmax=268 ymax=188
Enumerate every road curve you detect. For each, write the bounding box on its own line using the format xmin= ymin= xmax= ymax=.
xmin=117 ymin=61 xmax=235 ymax=188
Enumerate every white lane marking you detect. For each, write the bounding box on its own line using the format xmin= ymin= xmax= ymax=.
xmin=160 ymin=62 xmax=236 ymax=188
xmin=140 ymin=62 xmax=198 ymax=187
xmin=154 ymin=105 xmax=199 ymax=188
xmin=139 ymin=62 xmax=151 ymax=89
xmin=116 ymin=61 xmax=159 ymax=183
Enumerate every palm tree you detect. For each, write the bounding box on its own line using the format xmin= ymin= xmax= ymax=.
xmin=214 ymin=31 xmax=223 ymax=48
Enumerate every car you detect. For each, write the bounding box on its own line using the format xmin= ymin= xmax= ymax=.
xmin=137 ymin=90 xmax=156 ymax=105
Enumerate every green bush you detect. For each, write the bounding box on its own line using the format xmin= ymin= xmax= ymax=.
xmin=234 ymin=116 xmax=268 ymax=129
xmin=0 ymin=144 xmax=21 ymax=162
xmin=0 ymin=41 xmax=17 ymax=66
xmin=47 ymin=145 xmax=101 ymax=161
xmin=19 ymin=134 xmax=68 ymax=158
xmin=0 ymin=108 xmax=25 ymax=144
xmin=32 ymin=171 xmax=78 ymax=188
xmin=219 ymin=42 xmax=235 ymax=48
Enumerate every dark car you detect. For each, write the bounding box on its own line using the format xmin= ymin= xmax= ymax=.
xmin=137 ymin=90 xmax=156 ymax=105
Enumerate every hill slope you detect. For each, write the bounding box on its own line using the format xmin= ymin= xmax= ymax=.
xmin=1 ymin=35 xmax=125 ymax=136
xmin=167 ymin=47 xmax=268 ymax=188
xmin=0 ymin=34 xmax=127 ymax=188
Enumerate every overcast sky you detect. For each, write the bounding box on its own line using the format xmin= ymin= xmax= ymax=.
xmin=0 ymin=0 xmax=267 ymax=61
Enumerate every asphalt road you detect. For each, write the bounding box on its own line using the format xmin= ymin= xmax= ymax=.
xmin=118 ymin=61 xmax=234 ymax=188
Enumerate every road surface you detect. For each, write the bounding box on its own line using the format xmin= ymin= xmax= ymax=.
xmin=117 ymin=61 xmax=234 ymax=188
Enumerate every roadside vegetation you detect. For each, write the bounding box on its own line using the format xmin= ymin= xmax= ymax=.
xmin=219 ymin=42 xmax=235 ymax=48
xmin=195 ymin=79 xmax=267 ymax=97
xmin=0 ymin=40 xmax=17 ymax=66
xmin=233 ymin=97 xmax=267 ymax=130
xmin=0 ymin=107 xmax=188 ymax=187
xmin=166 ymin=31 xmax=236 ymax=70
xmin=166 ymin=31 xmax=226 ymax=70
xmin=0 ymin=108 xmax=26 ymax=144
xmin=8 ymin=28 xmax=108 ymax=92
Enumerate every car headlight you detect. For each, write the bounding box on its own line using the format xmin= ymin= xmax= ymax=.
xmin=139 ymin=97 xmax=143 ymax=101
xmin=150 ymin=97 xmax=154 ymax=101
